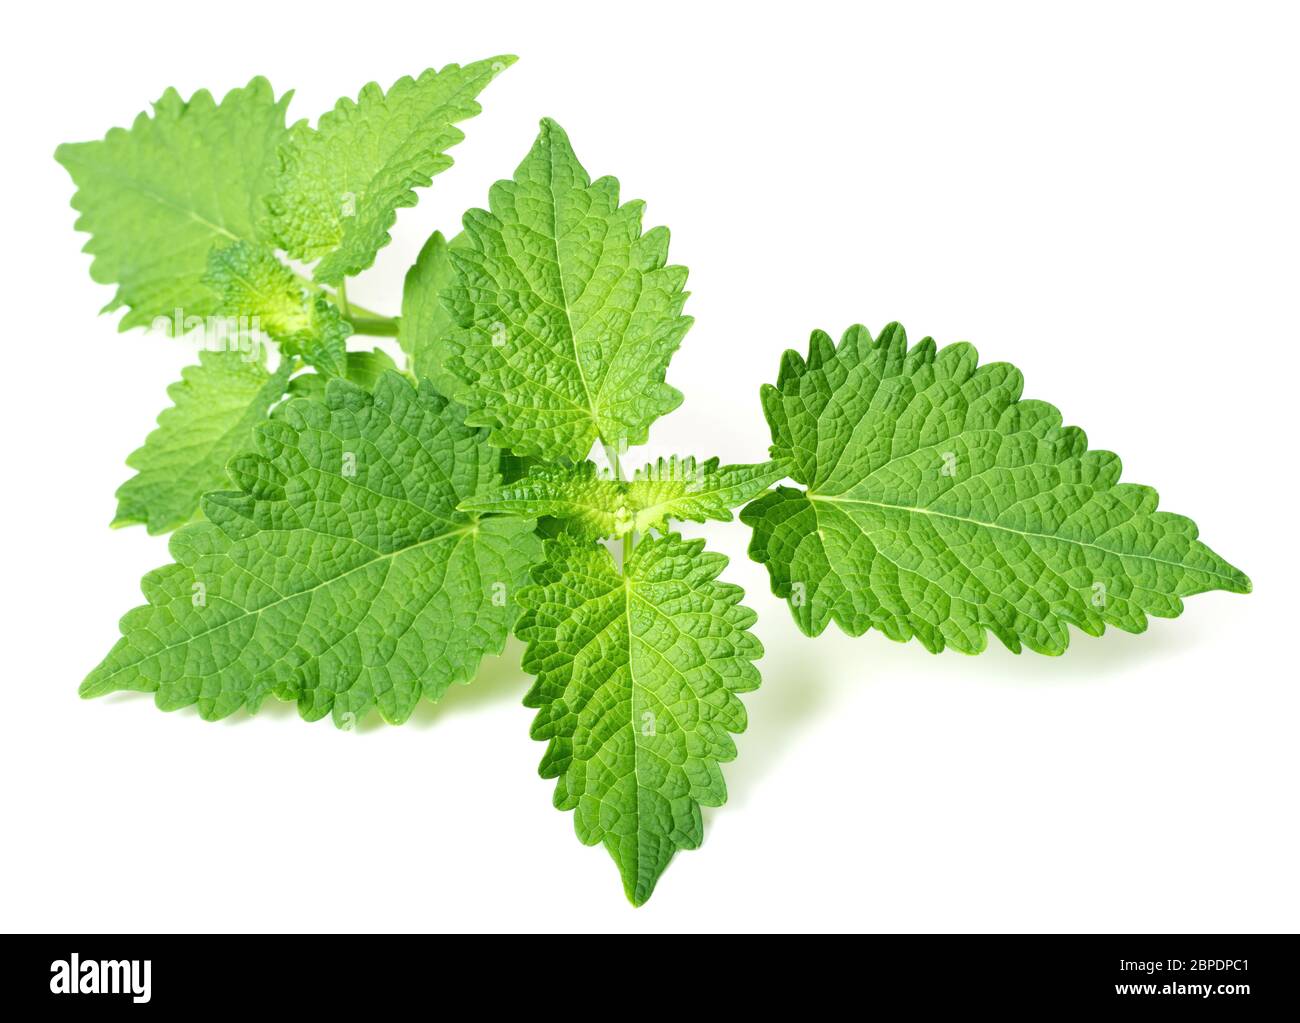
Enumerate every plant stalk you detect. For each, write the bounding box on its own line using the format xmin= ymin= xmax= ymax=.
xmin=348 ymin=316 xmax=401 ymax=337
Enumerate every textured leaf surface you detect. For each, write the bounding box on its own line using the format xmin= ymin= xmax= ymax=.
xmin=518 ymin=533 xmax=761 ymax=905
xmin=399 ymin=230 xmax=463 ymax=395
xmin=462 ymin=457 xmax=786 ymax=538
xmin=285 ymin=349 xmax=399 ymax=403
xmin=444 ymin=119 xmax=692 ymax=462
xmin=114 ymin=350 xmax=292 ymax=535
xmin=337 ymin=348 xmax=400 ymax=392
xmin=267 ymin=58 xmax=513 ymax=284
xmin=284 ymin=298 xmax=351 ymax=378
xmin=204 ymin=242 xmax=351 ymax=375
xmin=56 ymin=78 xmax=291 ymax=330
xmin=742 ymin=323 xmax=1250 ymax=654
xmin=203 ymin=240 xmax=310 ymax=337
xmin=85 ymin=373 xmax=541 ymax=725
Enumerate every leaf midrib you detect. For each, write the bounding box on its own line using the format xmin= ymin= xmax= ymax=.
xmin=544 ymin=168 xmax=601 ymax=441
xmin=88 ymin=523 xmax=479 ymax=688
xmin=629 ymin=461 xmax=783 ymax=530
xmin=623 ymin=572 xmax=645 ymax=895
xmin=808 ymin=492 xmax=1241 ymax=583
xmin=78 ymin=160 xmax=245 ymax=246
xmin=315 ymin=65 xmax=495 ymax=256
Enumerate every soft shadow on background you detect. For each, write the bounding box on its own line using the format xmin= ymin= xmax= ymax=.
xmin=953 ymin=613 xmax=1212 ymax=687
xmin=96 ymin=639 xmax=531 ymax=732
xmin=98 ymin=689 xmax=303 ymax=724
xmin=395 ymin=638 xmax=531 ymax=730
xmin=707 ymin=595 xmax=1250 ymax=814
xmin=717 ymin=634 xmax=839 ymax=809
xmin=95 ymin=599 xmax=1246 ymax=747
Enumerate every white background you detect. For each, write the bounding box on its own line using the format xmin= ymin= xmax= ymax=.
xmin=2 ymin=1 xmax=1296 ymax=933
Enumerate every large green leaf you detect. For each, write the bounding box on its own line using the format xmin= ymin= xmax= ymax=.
xmin=55 ymin=78 xmax=291 ymax=331
xmin=742 ymin=323 xmax=1250 ymax=654
xmin=85 ymin=373 xmax=541 ymax=725
xmin=443 ymin=118 xmax=692 ymax=462
xmin=267 ymin=58 xmax=514 ymax=284
xmin=518 ymin=532 xmax=761 ymax=905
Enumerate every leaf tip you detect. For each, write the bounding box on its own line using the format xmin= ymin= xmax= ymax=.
xmin=536 ymin=116 xmax=571 ymax=147
xmin=620 ymin=867 xmax=659 ymax=908
xmin=78 ymin=672 xmax=110 ymax=700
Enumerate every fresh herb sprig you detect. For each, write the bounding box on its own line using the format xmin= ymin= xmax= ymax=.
xmin=58 ymin=59 xmax=1250 ymax=905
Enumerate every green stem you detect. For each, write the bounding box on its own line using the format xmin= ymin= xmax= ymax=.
xmin=337 ymin=280 xmax=351 ymax=318
xmin=292 ymin=270 xmax=393 ymax=323
xmin=343 ymin=299 xmax=390 ymax=321
xmin=604 ymin=438 xmax=634 ymax=567
xmin=292 ymin=270 xmax=321 ymax=297
xmin=348 ymin=316 xmax=400 ymax=337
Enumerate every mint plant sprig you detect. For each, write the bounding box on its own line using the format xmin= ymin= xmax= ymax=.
xmin=58 ymin=63 xmax=1250 ymax=906
xmin=56 ymin=60 xmax=511 ymax=533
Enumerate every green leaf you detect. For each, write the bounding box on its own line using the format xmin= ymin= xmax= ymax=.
xmin=284 ymin=348 xmax=400 ymax=403
xmin=114 ymin=350 xmax=293 ymax=535
xmin=517 ymin=532 xmax=761 ymax=905
xmin=399 ymin=230 xmax=463 ymax=396
xmin=267 ymin=58 xmax=515 ymax=285
xmin=443 ymin=118 xmax=692 ymax=462
xmin=462 ymin=456 xmax=787 ymax=538
xmin=338 ymin=347 xmax=400 ymax=391
xmin=741 ymin=323 xmax=1251 ymax=655
xmin=203 ymin=242 xmax=352 ymax=376
xmin=283 ymin=297 xmax=351 ymax=378
xmin=55 ymin=78 xmax=291 ymax=331
xmin=202 ymin=240 xmax=311 ymax=338
xmin=84 ymin=373 xmax=542 ymax=725
xmin=284 ymin=373 xmax=326 ymax=403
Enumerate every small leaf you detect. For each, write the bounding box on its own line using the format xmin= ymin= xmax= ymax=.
xmin=204 ymin=243 xmax=351 ymax=377
xmin=399 ymin=229 xmax=464 ymax=395
xmin=114 ymin=349 xmax=292 ymax=535
xmin=742 ymin=323 xmax=1251 ymax=654
xmin=461 ymin=456 xmax=786 ymax=538
xmin=282 ymin=298 xmax=351 ymax=378
xmin=339 ymin=348 xmax=400 ymax=392
xmin=517 ymin=532 xmax=761 ymax=905
xmin=285 ymin=348 xmax=400 ymax=403
xmin=443 ymin=118 xmax=692 ymax=462
xmin=267 ymin=58 xmax=515 ymax=284
xmin=203 ymin=240 xmax=311 ymax=338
